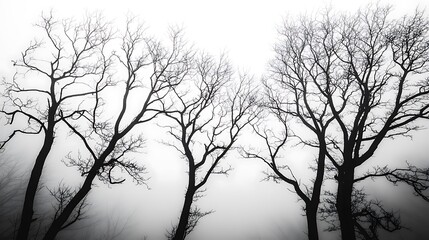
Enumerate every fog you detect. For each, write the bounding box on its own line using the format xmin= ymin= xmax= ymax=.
xmin=1 ymin=0 xmax=429 ymax=239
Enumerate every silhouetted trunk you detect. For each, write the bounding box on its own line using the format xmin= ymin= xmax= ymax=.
xmin=172 ymin=187 xmax=195 ymax=240
xmin=16 ymin=104 xmax=56 ymax=240
xmin=304 ymin=138 xmax=325 ymax=240
xmin=173 ymin=152 xmax=195 ymax=240
xmin=42 ymin=170 xmax=96 ymax=240
xmin=336 ymin=166 xmax=356 ymax=240
xmin=16 ymin=133 xmax=54 ymax=240
xmin=43 ymin=140 xmax=117 ymax=240
xmin=306 ymin=203 xmax=319 ymax=240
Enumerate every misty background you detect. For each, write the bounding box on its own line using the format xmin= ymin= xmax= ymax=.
xmin=1 ymin=0 xmax=429 ymax=239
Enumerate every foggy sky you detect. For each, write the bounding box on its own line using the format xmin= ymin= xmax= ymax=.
xmin=1 ymin=0 xmax=429 ymax=240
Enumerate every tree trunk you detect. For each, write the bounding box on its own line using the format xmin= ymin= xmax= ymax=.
xmin=16 ymin=133 xmax=54 ymax=240
xmin=42 ymin=169 xmax=96 ymax=240
xmin=336 ymin=167 xmax=356 ymax=240
xmin=303 ymin=137 xmax=325 ymax=240
xmin=42 ymin=141 xmax=117 ymax=240
xmin=172 ymin=188 xmax=195 ymax=240
xmin=306 ymin=203 xmax=319 ymax=240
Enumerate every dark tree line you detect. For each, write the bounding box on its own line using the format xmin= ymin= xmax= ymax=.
xmin=1 ymin=5 xmax=429 ymax=240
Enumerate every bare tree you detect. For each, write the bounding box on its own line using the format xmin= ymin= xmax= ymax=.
xmin=0 ymin=12 xmax=193 ymax=239
xmin=246 ymin=9 xmax=346 ymax=240
xmin=160 ymin=53 xmax=258 ymax=240
xmin=270 ymin=5 xmax=429 ymax=240
xmin=241 ymin=108 xmax=330 ymax=240
xmin=322 ymin=162 xmax=428 ymax=240
xmin=321 ymin=188 xmax=401 ymax=240
xmin=0 ymin=12 xmax=113 ymax=240
xmin=42 ymin=18 xmax=193 ymax=240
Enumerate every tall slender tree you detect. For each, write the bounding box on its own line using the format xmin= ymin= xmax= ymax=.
xmin=0 ymin=12 xmax=113 ymax=240
xmin=241 ymin=95 xmax=332 ymax=240
xmin=160 ymin=54 xmax=258 ymax=240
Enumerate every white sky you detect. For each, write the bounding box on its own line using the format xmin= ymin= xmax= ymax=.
xmin=1 ymin=0 xmax=429 ymax=239
xmin=2 ymin=0 xmax=429 ymax=77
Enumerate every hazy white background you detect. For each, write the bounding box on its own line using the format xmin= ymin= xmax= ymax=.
xmin=1 ymin=0 xmax=429 ymax=239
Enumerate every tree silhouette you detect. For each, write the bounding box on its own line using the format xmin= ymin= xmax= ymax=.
xmin=160 ymin=54 xmax=258 ymax=240
xmin=2 ymin=5 xmax=429 ymax=240
xmin=320 ymin=187 xmax=401 ymax=240
xmin=0 ymin=12 xmax=113 ymax=240
xmin=0 ymin=13 xmax=193 ymax=240
xmin=43 ymin=18 xmax=193 ymax=240
xmin=269 ymin=5 xmax=429 ymax=240
xmin=241 ymin=100 xmax=330 ymax=240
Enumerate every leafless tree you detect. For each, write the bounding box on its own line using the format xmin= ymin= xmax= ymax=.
xmin=241 ymin=104 xmax=330 ymax=240
xmin=321 ymin=188 xmax=401 ymax=240
xmin=42 ymin=18 xmax=193 ymax=240
xmin=270 ymin=5 xmax=429 ymax=240
xmin=247 ymin=8 xmax=344 ymax=240
xmin=0 ymin=12 xmax=113 ymax=240
xmin=160 ymin=53 xmax=258 ymax=240
xmin=1 ymin=12 xmax=193 ymax=239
